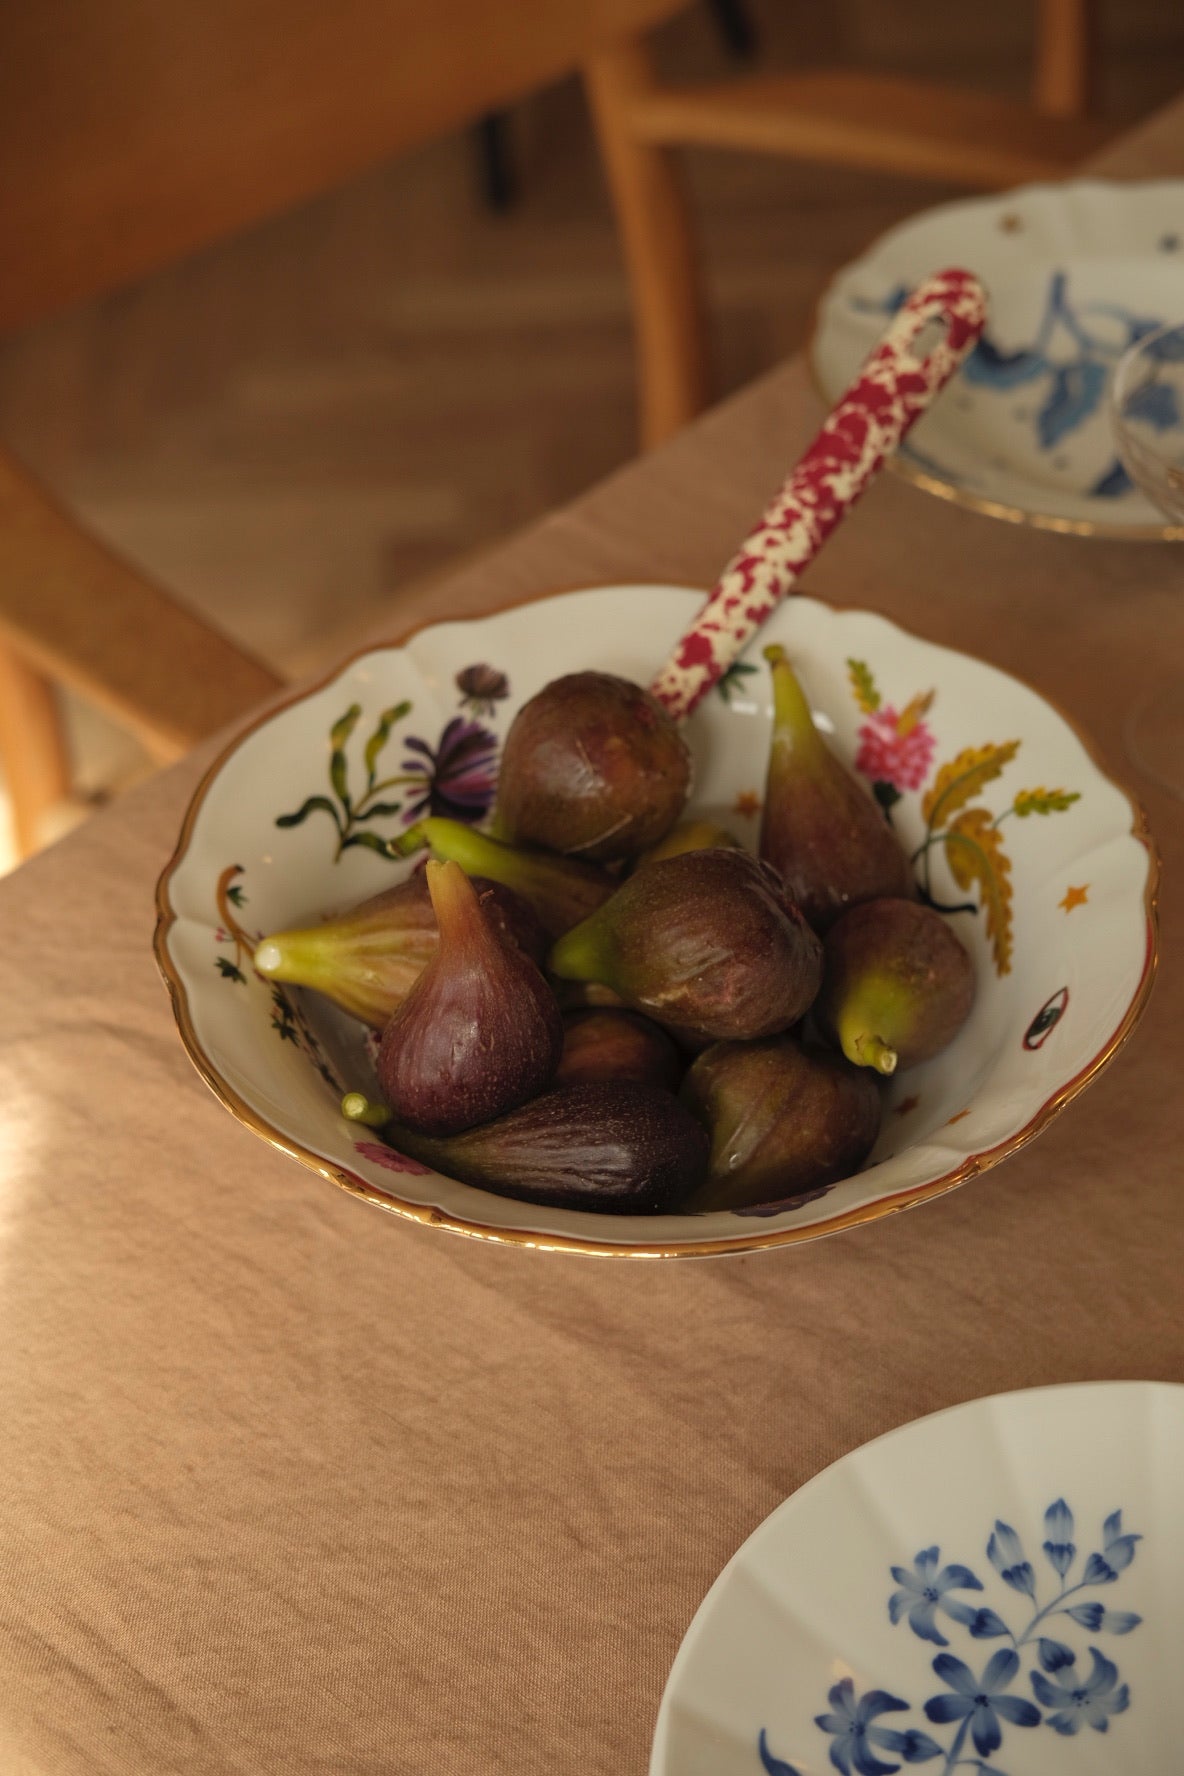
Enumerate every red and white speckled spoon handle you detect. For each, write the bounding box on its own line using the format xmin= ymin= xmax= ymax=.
xmin=649 ymin=267 xmax=988 ymax=721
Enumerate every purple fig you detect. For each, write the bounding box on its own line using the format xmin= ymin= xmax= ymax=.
xmin=384 ymin=1081 xmax=708 ymax=1214
xmin=681 ymin=1038 xmax=882 ymax=1212
xmin=548 ymin=848 xmax=823 ymax=1044
xmin=759 ymin=645 xmax=916 ymax=931
xmin=555 ymin=1009 xmax=683 ymax=1092
xmin=376 ymin=860 xmax=562 ymax=1134
xmin=395 ymin=815 xmax=614 ymax=938
xmin=252 ymin=871 xmax=545 ymax=1028
xmin=816 ymin=898 xmax=976 ymax=1075
xmin=495 ymin=671 xmax=691 ymax=862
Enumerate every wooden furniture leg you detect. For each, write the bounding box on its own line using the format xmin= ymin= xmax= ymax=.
xmin=583 ymin=41 xmax=711 ymax=449
xmin=1034 ymin=0 xmax=1096 ymax=119
xmin=0 ymin=645 xmax=72 ymax=856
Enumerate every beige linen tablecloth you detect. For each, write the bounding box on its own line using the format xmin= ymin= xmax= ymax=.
xmin=3 ymin=104 xmax=1183 ymax=1776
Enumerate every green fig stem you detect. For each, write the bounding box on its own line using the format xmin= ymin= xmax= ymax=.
xmin=547 ymin=924 xmax=603 ymax=984
xmin=764 ymin=644 xmax=820 ymax=751
xmin=423 ymin=857 xmax=479 ymax=937
xmin=841 ymin=1026 xmax=898 ymax=1076
xmin=342 ymin=1093 xmax=392 ymax=1127
xmin=390 ymin=823 xmax=430 ymax=858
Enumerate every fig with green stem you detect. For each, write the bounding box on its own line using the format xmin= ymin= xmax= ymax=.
xmin=495 ymin=670 xmax=691 ymax=862
xmin=376 ymin=860 xmax=562 ymax=1135
xmin=253 ymin=871 xmax=545 ymax=1028
xmin=815 ymin=898 xmax=976 ymax=1075
xmin=393 ymin=816 xmax=613 ymax=938
xmin=549 ymin=847 xmax=822 ymax=1044
xmin=344 ymin=1081 xmax=708 ymax=1214
xmin=759 ymin=644 xmax=916 ymax=931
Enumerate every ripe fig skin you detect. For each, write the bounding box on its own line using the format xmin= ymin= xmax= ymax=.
xmin=758 ymin=645 xmax=916 ymax=932
xmin=253 ymin=872 xmax=545 ymax=1028
xmin=816 ymin=898 xmax=976 ymax=1075
xmin=399 ymin=815 xmax=614 ymax=939
xmin=388 ymin=1080 xmax=709 ymax=1214
xmin=548 ymin=847 xmax=823 ymax=1045
xmin=681 ymin=1038 xmax=882 ymax=1213
xmin=495 ymin=671 xmax=692 ymax=863
xmin=376 ymin=861 xmax=562 ymax=1136
xmin=555 ymin=1009 xmax=684 ymax=1092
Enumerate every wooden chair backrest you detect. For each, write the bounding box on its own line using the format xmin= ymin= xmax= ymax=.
xmin=0 ymin=0 xmax=685 ymax=335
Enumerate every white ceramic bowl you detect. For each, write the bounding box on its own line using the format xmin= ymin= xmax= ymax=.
xmin=651 ymin=1381 xmax=1184 ymax=1775
xmin=154 ymin=586 xmax=1157 ymax=1257
xmin=812 ymin=179 xmax=1184 ymax=538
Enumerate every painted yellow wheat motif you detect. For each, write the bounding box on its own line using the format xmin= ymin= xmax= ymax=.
xmin=847 ymin=664 xmax=1081 ymax=980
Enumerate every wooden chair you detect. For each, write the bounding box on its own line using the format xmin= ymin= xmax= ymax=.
xmin=0 ymin=0 xmax=1105 ymax=856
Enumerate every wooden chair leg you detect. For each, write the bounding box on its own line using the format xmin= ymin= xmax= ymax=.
xmin=1033 ymin=0 xmax=1096 ymax=118
xmin=583 ymin=41 xmax=711 ymax=451
xmin=0 ymin=644 xmax=72 ymax=857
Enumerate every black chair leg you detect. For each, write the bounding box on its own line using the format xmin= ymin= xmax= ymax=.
xmin=473 ymin=111 xmax=517 ymax=213
xmin=707 ymin=0 xmax=757 ymax=59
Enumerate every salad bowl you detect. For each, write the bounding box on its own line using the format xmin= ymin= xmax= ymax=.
xmin=154 ymin=586 xmax=1157 ymax=1257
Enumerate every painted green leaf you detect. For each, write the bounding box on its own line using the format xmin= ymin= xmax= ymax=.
xmin=716 ymin=661 xmax=758 ymax=703
xmin=342 ymin=831 xmax=401 ymax=856
xmin=226 ymin=883 xmax=247 ymax=907
xmin=215 ymin=958 xmax=246 ymax=984
xmin=1013 ymin=787 xmax=1081 ymax=817
xmin=364 ymin=701 xmax=412 ymax=785
xmin=356 ymin=801 xmax=404 ymax=822
xmin=847 ymin=657 xmax=881 ymax=714
xmin=275 ymin=794 xmax=343 ymax=832
xmin=330 ymin=705 xmax=362 ymax=748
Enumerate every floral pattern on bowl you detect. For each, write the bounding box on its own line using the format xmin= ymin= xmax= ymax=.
xmin=154 ymin=586 xmax=1156 ymax=1258
xmin=650 ymin=1382 xmax=1183 ymax=1774
xmin=811 ymin=180 xmax=1184 ymax=536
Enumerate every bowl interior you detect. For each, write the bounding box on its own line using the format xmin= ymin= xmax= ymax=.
xmin=156 ymin=587 xmax=1154 ymax=1255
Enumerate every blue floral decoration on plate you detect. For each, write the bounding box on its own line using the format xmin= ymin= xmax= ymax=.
xmin=759 ymin=1500 xmax=1141 ymax=1776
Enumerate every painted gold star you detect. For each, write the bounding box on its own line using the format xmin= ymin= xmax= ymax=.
xmin=894 ymin=1094 xmax=920 ymax=1118
xmin=1059 ymin=884 xmax=1089 ymax=913
xmin=733 ymin=790 xmax=762 ymax=819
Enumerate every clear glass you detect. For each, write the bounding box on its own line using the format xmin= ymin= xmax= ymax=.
xmin=1110 ymin=322 xmax=1184 ymax=801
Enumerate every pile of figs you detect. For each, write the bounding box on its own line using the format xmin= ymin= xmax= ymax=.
xmin=255 ymin=646 xmax=975 ymax=1218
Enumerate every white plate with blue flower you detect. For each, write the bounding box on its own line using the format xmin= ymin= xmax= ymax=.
xmin=651 ymin=1382 xmax=1184 ymax=1774
xmin=811 ymin=180 xmax=1184 ymax=538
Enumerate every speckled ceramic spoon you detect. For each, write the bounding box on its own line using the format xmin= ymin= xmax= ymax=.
xmin=649 ymin=268 xmax=988 ymax=722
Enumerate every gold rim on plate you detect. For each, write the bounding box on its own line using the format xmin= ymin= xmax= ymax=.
xmin=154 ymin=586 xmax=1161 ymax=1259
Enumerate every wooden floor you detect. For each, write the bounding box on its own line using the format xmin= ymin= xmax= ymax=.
xmin=0 ymin=0 xmax=1180 ymax=861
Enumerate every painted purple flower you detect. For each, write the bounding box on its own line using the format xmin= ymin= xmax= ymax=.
xmin=400 ymin=716 xmax=498 ymax=825
xmin=354 ymin=1140 xmax=432 ymax=1177
xmin=855 ymin=706 xmax=937 ymax=794
xmin=455 ymin=662 xmax=510 ymax=717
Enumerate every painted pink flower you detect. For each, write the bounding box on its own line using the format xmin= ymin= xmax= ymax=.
xmin=354 ymin=1139 xmax=433 ymax=1177
xmin=855 ymin=706 xmax=936 ymax=793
